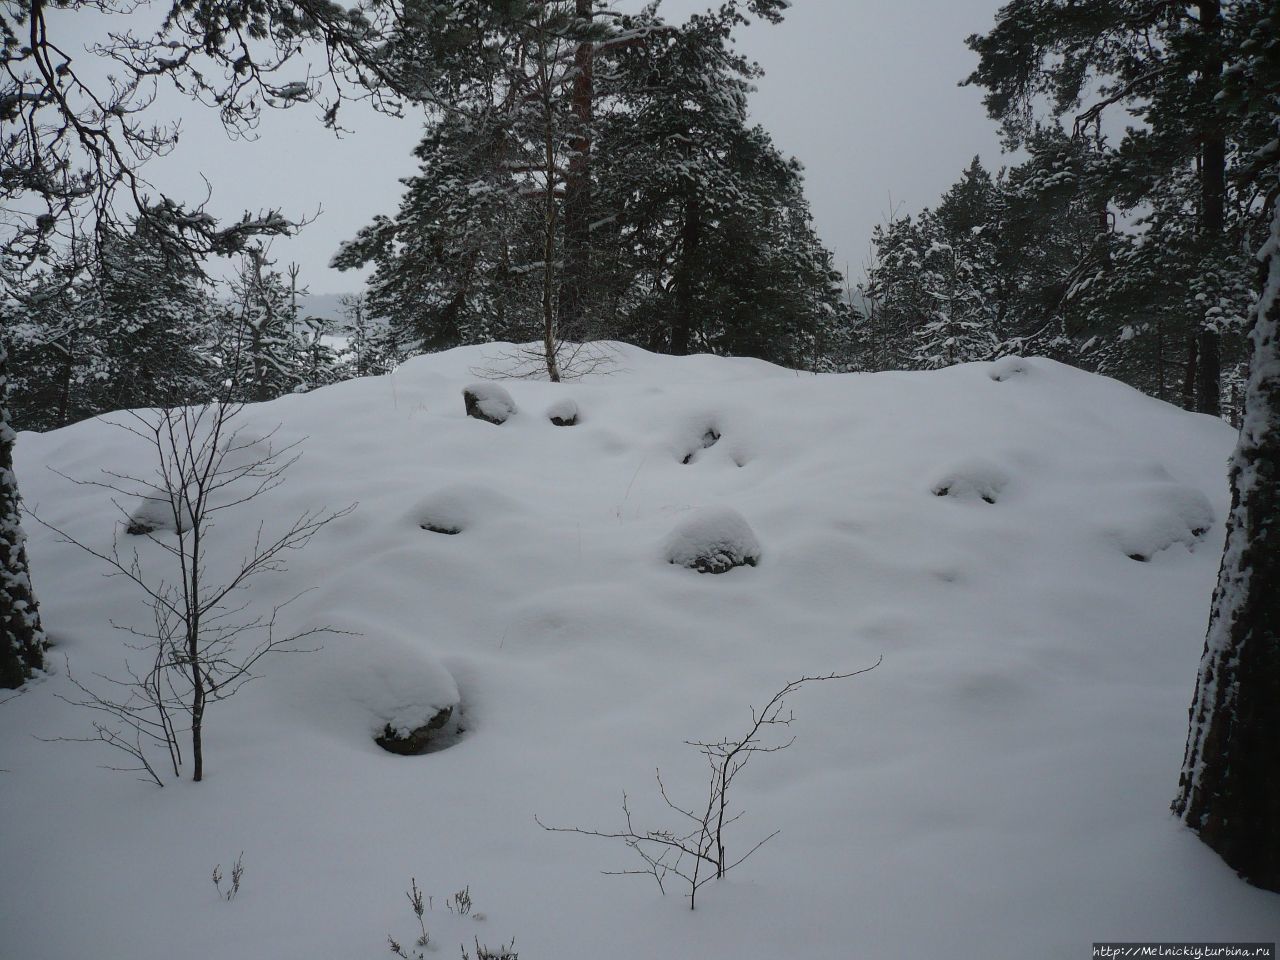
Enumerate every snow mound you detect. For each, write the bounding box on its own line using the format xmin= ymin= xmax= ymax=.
xmin=931 ymin=459 xmax=1011 ymax=504
xmin=1102 ymin=482 xmax=1216 ymax=561
xmin=269 ymin=626 xmax=461 ymax=753
xmin=411 ymin=483 xmax=517 ymax=535
xmin=663 ymin=507 xmax=762 ymax=573
xmin=463 ymin=382 xmax=517 ymax=424
xmin=546 ymin=397 xmax=579 ymax=426
xmin=123 ymin=491 xmax=188 ymax=534
xmin=988 ymin=355 xmax=1034 ymax=381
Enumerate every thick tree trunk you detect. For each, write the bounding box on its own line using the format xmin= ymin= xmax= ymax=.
xmin=0 ymin=345 xmax=46 ymax=689
xmin=1196 ymin=0 xmax=1225 ymax=417
xmin=1197 ymin=326 xmax=1221 ymax=417
xmin=1173 ymin=197 xmax=1280 ymax=892
xmin=558 ymin=0 xmax=594 ymax=337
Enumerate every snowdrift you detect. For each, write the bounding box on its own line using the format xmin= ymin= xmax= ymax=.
xmin=2 ymin=343 xmax=1275 ymax=959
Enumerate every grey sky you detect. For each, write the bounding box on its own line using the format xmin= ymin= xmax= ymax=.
xmin=72 ymin=0 xmax=1010 ymax=295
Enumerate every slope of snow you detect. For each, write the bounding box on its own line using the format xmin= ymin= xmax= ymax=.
xmin=2 ymin=344 xmax=1276 ymax=959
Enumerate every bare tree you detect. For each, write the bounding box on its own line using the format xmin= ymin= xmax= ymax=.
xmin=538 ymin=661 xmax=880 ymax=909
xmin=36 ymin=399 xmax=353 ymax=783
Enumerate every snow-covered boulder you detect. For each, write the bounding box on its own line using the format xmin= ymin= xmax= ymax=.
xmin=681 ymin=425 xmax=721 ymax=464
xmin=989 ymin=356 xmax=1034 ymax=381
xmin=546 ymin=398 xmax=579 ymax=427
xmin=1104 ymin=482 xmax=1215 ymax=562
xmin=124 ymin=491 xmax=190 ymax=535
xmin=411 ymin=483 xmax=516 ymax=535
xmin=664 ymin=507 xmax=762 ymax=574
xmin=931 ymin=459 xmax=1011 ymax=505
xmin=340 ymin=641 xmax=460 ymax=755
xmin=463 ymin=383 xmax=517 ymax=425
xmin=375 ymin=703 xmax=456 ymax=755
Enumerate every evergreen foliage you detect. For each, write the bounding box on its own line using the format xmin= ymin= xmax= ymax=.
xmin=335 ymin=0 xmax=851 ymax=372
xmin=0 ymin=344 xmax=44 ymax=689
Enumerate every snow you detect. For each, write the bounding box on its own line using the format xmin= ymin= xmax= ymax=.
xmin=3 ymin=342 xmax=1277 ymax=959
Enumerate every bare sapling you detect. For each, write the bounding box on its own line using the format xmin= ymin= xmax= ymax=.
xmin=36 ymin=399 xmax=354 ymax=784
xmin=537 ymin=660 xmax=881 ymax=908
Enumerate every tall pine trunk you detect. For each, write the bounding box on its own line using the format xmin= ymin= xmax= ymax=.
xmin=671 ymin=190 xmax=701 ymax=356
xmin=557 ymin=0 xmax=594 ymax=338
xmin=1173 ymin=196 xmax=1280 ymax=892
xmin=1196 ymin=0 xmax=1224 ymax=417
xmin=0 ymin=345 xmax=46 ymax=689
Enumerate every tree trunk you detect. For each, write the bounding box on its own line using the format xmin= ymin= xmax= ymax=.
xmin=541 ymin=82 xmax=562 ymax=383
xmin=1173 ymin=197 xmax=1280 ymax=892
xmin=1182 ymin=335 xmax=1199 ymax=411
xmin=1195 ymin=0 xmax=1225 ymax=418
xmin=671 ymin=191 xmax=701 ymax=356
xmin=1197 ymin=326 xmax=1221 ymax=418
xmin=557 ymin=0 xmax=594 ymax=337
xmin=0 ymin=345 xmax=46 ymax=689
xmin=56 ymin=345 xmax=73 ymax=428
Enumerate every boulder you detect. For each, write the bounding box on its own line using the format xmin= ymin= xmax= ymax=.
xmin=664 ymin=507 xmax=762 ymax=574
xmin=375 ymin=704 xmax=455 ymax=755
xmin=546 ymin=398 xmax=579 ymax=427
xmin=463 ymin=383 xmax=517 ymax=425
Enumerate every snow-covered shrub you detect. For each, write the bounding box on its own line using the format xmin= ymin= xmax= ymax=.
xmin=463 ymin=383 xmax=517 ymax=425
xmin=664 ymin=507 xmax=761 ymax=574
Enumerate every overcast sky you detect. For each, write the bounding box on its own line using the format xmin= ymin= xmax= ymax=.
xmin=67 ymin=0 xmax=1011 ymax=295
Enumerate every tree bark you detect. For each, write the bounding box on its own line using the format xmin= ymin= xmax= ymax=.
xmin=671 ymin=191 xmax=701 ymax=356
xmin=557 ymin=0 xmax=594 ymax=337
xmin=1195 ymin=0 xmax=1225 ymax=417
xmin=1182 ymin=334 xmax=1199 ymax=411
xmin=540 ymin=39 xmax=562 ymax=384
xmin=1173 ymin=197 xmax=1280 ymax=892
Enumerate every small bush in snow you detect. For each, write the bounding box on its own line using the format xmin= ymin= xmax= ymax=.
xmin=211 ymin=852 xmax=244 ymax=902
xmin=388 ymin=877 xmax=430 ymax=958
xmin=462 ymin=937 xmax=518 ymax=960
xmin=537 ymin=664 xmax=880 ymax=910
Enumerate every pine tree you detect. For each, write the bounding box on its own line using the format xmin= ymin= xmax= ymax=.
xmin=340 ymin=0 xmax=846 ymax=371
xmin=0 ymin=343 xmax=45 ymax=689
xmin=598 ymin=3 xmax=848 ymax=365
xmin=965 ymin=0 xmax=1270 ymax=416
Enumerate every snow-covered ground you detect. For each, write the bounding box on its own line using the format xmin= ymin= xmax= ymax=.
xmin=3 ymin=343 xmax=1276 ymax=959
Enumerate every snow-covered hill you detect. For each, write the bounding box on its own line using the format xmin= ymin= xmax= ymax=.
xmin=3 ymin=344 xmax=1276 ymax=959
